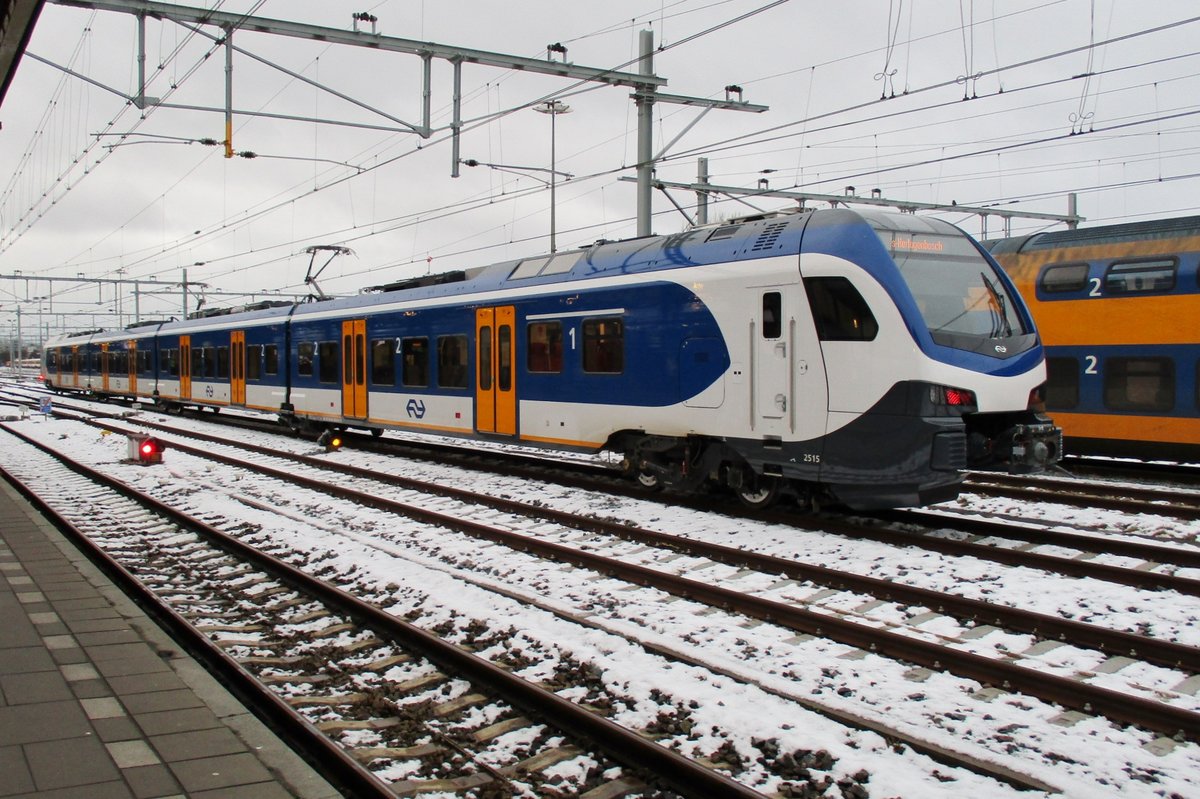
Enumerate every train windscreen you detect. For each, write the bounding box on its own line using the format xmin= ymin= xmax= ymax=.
xmin=874 ymin=224 xmax=1030 ymax=347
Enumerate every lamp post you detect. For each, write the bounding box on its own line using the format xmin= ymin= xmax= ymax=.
xmin=534 ymin=100 xmax=571 ymax=252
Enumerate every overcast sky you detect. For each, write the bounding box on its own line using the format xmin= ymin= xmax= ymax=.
xmin=2 ymin=0 xmax=1198 ymax=334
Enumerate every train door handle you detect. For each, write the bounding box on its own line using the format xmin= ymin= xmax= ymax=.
xmin=775 ymin=393 xmax=787 ymax=411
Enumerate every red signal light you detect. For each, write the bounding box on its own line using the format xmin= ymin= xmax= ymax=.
xmin=128 ymin=434 xmax=165 ymax=464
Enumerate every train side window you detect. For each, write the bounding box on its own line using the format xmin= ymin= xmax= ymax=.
xmin=527 ymin=322 xmax=563 ymax=373
xmin=190 ymin=348 xmax=202 ymax=378
xmin=317 ymin=341 xmax=339 ymax=383
xmin=297 ymin=343 xmax=315 ymax=377
xmin=582 ymin=318 xmax=624 ymax=374
xmin=216 ymin=346 xmax=230 ymax=379
xmin=438 ymin=335 xmax=468 ymax=389
xmin=1044 ymin=357 xmax=1079 ymax=409
xmin=1104 ymin=259 xmax=1176 ymax=294
xmin=762 ymin=292 xmax=782 ymax=339
xmin=402 ymin=337 xmax=429 ymax=387
xmin=141 ymin=350 xmax=153 ymax=374
xmin=163 ymin=349 xmax=178 ymax=377
xmin=264 ymin=344 xmax=279 ymax=376
xmin=479 ymin=328 xmax=492 ymax=391
xmin=804 ymin=277 xmax=879 ymax=341
xmin=371 ymin=339 xmax=395 ymax=386
xmin=1103 ymin=357 xmax=1174 ymax=412
xmin=203 ymin=347 xmax=218 ymax=378
xmin=246 ymin=345 xmax=262 ymax=380
xmin=1039 ymin=263 xmax=1089 ymax=293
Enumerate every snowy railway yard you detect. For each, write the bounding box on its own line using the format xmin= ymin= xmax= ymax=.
xmin=1 ymin=386 xmax=1199 ymax=798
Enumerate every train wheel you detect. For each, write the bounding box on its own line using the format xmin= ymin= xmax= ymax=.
xmin=737 ymin=476 xmax=781 ymax=510
xmin=371 ymin=428 xmax=383 ymax=438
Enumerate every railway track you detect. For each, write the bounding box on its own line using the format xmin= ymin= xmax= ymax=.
xmin=17 ymin=411 xmax=1200 ymax=742
xmin=964 ymin=471 xmax=1200 ymax=521
xmin=6 ymin=396 xmax=1200 ymax=792
xmin=0 ymin=425 xmax=768 ymax=798
xmin=10 ymin=388 xmax=1200 ymax=589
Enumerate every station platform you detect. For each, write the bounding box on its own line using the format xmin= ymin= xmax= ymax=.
xmin=0 ymin=478 xmax=341 ymax=799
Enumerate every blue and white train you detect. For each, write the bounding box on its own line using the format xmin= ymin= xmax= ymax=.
xmin=42 ymin=208 xmax=1061 ymax=509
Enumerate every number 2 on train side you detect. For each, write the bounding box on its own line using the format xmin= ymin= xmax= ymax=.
xmin=1084 ymin=355 xmax=1098 ymax=375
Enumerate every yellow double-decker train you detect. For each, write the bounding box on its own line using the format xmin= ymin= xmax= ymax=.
xmin=989 ymin=216 xmax=1200 ymax=462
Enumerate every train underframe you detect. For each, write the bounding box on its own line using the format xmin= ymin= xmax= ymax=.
xmin=616 ymin=409 xmax=1062 ymax=511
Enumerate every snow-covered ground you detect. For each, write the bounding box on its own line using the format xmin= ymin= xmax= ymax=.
xmin=1 ymin=393 xmax=1198 ymax=798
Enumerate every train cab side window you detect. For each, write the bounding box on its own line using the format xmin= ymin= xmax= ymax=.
xmin=804 ymin=277 xmax=879 ymax=341
xmin=1039 ymin=263 xmax=1089 ymax=293
xmin=438 ymin=335 xmax=468 ymax=389
xmin=297 ymin=343 xmax=315 ymax=377
xmin=264 ymin=344 xmax=279 ymax=376
xmin=1104 ymin=357 xmax=1174 ymax=412
xmin=1044 ymin=357 xmax=1079 ymax=409
xmin=1105 ymin=259 xmax=1176 ymax=294
xmin=317 ymin=341 xmax=339 ymax=383
xmin=582 ymin=318 xmax=624 ymax=374
xmin=47 ymin=351 xmax=57 ymax=370
xmin=527 ymin=322 xmax=563 ymax=373
xmin=216 ymin=346 xmax=230 ymax=379
xmin=246 ymin=345 xmax=262 ymax=380
xmin=762 ymin=293 xmax=782 ymax=339
xmin=402 ymin=337 xmax=429 ymax=387
xmin=371 ymin=339 xmax=395 ymax=386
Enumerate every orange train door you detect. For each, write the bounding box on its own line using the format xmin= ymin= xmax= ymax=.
xmin=179 ymin=335 xmax=192 ymax=401
xmin=99 ymin=344 xmax=109 ymax=392
xmin=341 ymin=319 xmax=367 ymax=420
xmin=230 ymin=330 xmax=246 ymax=406
xmin=128 ymin=341 xmax=137 ymax=397
xmin=475 ymin=306 xmax=516 ymax=436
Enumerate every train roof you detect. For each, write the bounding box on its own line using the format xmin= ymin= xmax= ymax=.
xmin=986 ymin=214 xmax=1200 ymax=255
xmin=45 ymin=206 xmax=965 ymax=339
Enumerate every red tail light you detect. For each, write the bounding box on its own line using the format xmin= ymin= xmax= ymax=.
xmin=943 ymin=387 xmax=976 ymax=406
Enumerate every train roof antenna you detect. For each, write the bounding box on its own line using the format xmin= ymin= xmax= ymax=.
xmin=303 ymin=245 xmax=354 ymax=301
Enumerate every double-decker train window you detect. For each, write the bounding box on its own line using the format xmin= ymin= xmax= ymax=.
xmin=1104 ymin=357 xmax=1174 ymax=412
xmin=246 ymin=345 xmax=262 ymax=380
xmin=297 ymin=343 xmax=315 ymax=377
xmin=402 ymin=337 xmax=429 ymax=387
xmin=264 ymin=344 xmax=279 ymax=376
xmin=1044 ymin=357 xmax=1080 ymax=409
xmin=317 ymin=341 xmax=339 ymax=383
xmin=371 ymin=339 xmax=395 ymax=386
xmin=1039 ymin=263 xmax=1089 ymax=293
xmin=438 ymin=335 xmax=468 ymax=388
xmin=1105 ymin=259 xmax=1176 ymax=294
xmin=527 ymin=322 xmax=563 ymax=373
xmin=582 ymin=318 xmax=624 ymax=374
xmin=804 ymin=277 xmax=879 ymax=341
